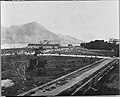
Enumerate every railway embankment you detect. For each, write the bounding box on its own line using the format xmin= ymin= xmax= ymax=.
xmin=84 ymin=60 xmax=119 ymax=95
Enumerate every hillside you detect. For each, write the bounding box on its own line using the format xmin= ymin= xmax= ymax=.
xmin=1 ymin=22 xmax=82 ymax=45
xmin=57 ymin=34 xmax=82 ymax=44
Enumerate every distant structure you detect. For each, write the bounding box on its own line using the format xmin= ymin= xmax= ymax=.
xmin=109 ymin=38 xmax=120 ymax=44
xmin=27 ymin=44 xmax=61 ymax=50
xmin=40 ymin=40 xmax=54 ymax=44
xmin=27 ymin=40 xmax=60 ymax=50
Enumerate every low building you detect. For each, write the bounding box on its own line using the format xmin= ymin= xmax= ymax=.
xmin=27 ymin=44 xmax=61 ymax=50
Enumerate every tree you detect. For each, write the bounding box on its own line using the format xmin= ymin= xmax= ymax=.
xmin=5 ymin=55 xmax=27 ymax=83
xmin=68 ymin=44 xmax=73 ymax=47
xmin=26 ymin=55 xmax=47 ymax=85
xmin=80 ymin=42 xmax=85 ymax=48
xmin=37 ymin=59 xmax=47 ymax=69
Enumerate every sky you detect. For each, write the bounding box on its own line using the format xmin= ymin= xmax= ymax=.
xmin=1 ymin=1 xmax=119 ymax=42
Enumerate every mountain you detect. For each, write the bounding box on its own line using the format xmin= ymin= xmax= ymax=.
xmin=1 ymin=22 xmax=83 ymax=45
xmin=57 ymin=34 xmax=82 ymax=44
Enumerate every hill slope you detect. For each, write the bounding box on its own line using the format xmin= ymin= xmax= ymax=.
xmin=1 ymin=22 xmax=82 ymax=44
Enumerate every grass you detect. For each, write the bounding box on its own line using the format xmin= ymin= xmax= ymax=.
xmin=88 ymin=49 xmax=114 ymax=56
xmin=1 ymin=54 xmax=100 ymax=96
xmin=48 ymin=48 xmax=114 ymax=57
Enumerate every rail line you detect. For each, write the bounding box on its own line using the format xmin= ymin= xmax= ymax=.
xmin=37 ymin=59 xmax=115 ymax=96
xmin=17 ymin=58 xmax=116 ymax=96
xmin=71 ymin=59 xmax=118 ymax=95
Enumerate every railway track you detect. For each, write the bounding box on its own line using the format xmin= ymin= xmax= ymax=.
xmin=18 ymin=58 xmax=118 ymax=96
xmin=71 ymin=58 xmax=118 ymax=95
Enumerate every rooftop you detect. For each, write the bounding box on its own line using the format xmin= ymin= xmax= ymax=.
xmin=27 ymin=44 xmax=61 ymax=46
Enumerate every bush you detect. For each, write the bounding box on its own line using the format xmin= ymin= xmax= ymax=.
xmin=2 ymin=70 xmax=17 ymax=80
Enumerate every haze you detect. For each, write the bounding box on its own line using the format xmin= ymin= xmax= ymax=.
xmin=1 ymin=1 xmax=119 ymax=42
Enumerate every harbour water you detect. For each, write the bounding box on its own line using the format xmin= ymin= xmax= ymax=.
xmin=1 ymin=44 xmax=28 ymax=49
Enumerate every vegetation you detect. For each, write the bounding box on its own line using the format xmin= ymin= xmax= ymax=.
xmin=83 ymin=61 xmax=119 ymax=95
xmin=26 ymin=54 xmax=47 ymax=85
xmin=2 ymin=55 xmax=27 ymax=82
xmin=1 ymin=54 xmax=99 ymax=96
xmin=81 ymin=40 xmax=119 ymax=57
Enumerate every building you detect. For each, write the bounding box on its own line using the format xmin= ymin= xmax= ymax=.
xmin=109 ymin=38 xmax=120 ymax=44
xmin=1 ymin=48 xmax=35 ymax=55
xmin=27 ymin=44 xmax=61 ymax=50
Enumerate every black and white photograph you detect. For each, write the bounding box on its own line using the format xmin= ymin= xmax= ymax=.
xmin=1 ymin=0 xmax=119 ymax=96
